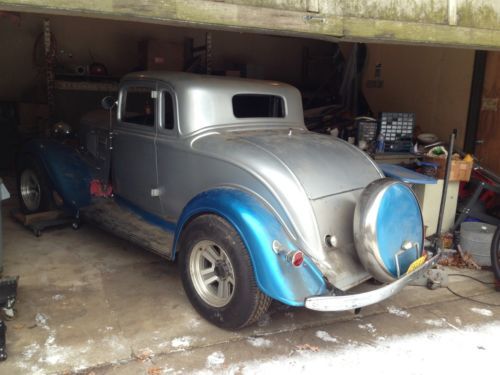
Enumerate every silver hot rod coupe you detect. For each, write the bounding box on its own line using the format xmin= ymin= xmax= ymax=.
xmin=17 ymin=72 xmax=439 ymax=329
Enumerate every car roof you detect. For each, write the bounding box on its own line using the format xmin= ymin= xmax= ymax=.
xmin=121 ymin=71 xmax=305 ymax=135
xmin=122 ymin=71 xmax=297 ymax=94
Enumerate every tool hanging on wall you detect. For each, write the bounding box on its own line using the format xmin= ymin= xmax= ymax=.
xmin=184 ymin=32 xmax=213 ymax=74
xmin=43 ymin=19 xmax=56 ymax=121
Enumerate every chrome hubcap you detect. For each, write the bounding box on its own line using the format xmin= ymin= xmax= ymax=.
xmin=189 ymin=240 xmax=235 ymax=307
xmin=20 ymin=169 xmax=41 ymax=212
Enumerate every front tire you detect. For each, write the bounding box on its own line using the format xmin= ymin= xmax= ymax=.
xmin=17 ymin=157 xmax=53 ymax=214
xmin=179 ymin=214 xmax=271 ymax=329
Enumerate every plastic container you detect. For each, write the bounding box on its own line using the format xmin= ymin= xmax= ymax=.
xmin=460 ymin=222 xmax=496 ymax=266
xmin=376 ymin=133 xmax=385 ymax=153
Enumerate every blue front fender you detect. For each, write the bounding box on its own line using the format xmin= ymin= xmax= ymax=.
xmin=174 ymin=188 xmax=328 ymax=306
xmin=20 ymin=139 xmax=93 ymax=212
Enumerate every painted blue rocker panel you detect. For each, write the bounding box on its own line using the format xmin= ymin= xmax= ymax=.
xmin=21 ymin=139 xmax=93 ymax=212
xmin=175 ymin=188 xmax=328 ymax=306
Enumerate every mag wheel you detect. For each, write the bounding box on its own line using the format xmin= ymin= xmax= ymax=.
xmin=189 ymin=239 xmax=236 ymax=308
xmin=179 ymin=214 xmax=271 ymax=330
xmin=18 ymin=157 xmax=53 ymax=214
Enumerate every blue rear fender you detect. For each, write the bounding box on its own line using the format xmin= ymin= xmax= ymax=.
xmin=20 ymin=139 xmax=93 ymax=212
xmin=174 ymin=188 xmax=328 ymax=306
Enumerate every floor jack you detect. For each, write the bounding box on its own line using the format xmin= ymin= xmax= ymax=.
xmin=1 ymin=179 xmax=19 ymax=361
xmin=0 ymin=277 xmax=18 ymax=361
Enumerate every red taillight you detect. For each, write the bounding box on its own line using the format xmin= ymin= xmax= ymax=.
xmin=289 ymin=251 xmax=304 ymax=267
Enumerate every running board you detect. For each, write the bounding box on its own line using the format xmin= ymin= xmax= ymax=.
xmin=80 ymin=199 xmax=174 ymax=259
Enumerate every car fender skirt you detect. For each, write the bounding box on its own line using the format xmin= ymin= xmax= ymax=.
xmin=174 ymin=187 xmax=327 ymax=306
xmin=21 ymin=139 xmax=93 ymax=212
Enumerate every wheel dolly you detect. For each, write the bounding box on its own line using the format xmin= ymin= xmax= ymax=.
xmin=11 ymin=208 xmax=80 ymax=237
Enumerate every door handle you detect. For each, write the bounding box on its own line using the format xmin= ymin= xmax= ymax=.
xmin=151 ymin=188 xmax=163 ymax=197
xmin=475 ymin=139 xmax=484 ymax=144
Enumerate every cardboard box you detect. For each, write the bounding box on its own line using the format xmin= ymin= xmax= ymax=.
xmin=423 ymin=155 xmax=473 ymax=182
xmin=139 ymin=40 xmax=184 ymax=72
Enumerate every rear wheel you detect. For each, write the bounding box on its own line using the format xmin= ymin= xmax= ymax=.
xmin=17 ymin=157 xmax=53 ymax=214
xmin=179 ymin=214 xmax=271 ymax=329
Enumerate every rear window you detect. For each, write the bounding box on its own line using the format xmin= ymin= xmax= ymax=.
xmin=232 ymin=94 xmax=285 ymax=118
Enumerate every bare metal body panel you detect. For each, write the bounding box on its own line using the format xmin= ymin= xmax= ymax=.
xmin=86 ymin=71 xmax=385 ymax=291
xmin=81 ymin=199 xmax=173 ymax=259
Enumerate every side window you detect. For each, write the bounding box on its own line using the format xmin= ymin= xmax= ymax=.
xmin=163 ymin=91 xmax=174 ymax=130
xmin=122 ymin=86 xmax=156 ymax=126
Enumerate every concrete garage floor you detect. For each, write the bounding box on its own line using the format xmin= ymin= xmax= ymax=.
xmin=0 ymin=179 xmax=499 ymax=374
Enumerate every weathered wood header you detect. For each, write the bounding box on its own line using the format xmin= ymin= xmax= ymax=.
xmin=1 ymin=0 xmax=500 ymax=49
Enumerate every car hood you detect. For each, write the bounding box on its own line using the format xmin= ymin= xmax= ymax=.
xmin=217 ymin=129 xmax=382 ymax=199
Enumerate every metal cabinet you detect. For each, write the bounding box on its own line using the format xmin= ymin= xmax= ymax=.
xmin=414 ymin=180 xmax=459 ymax=236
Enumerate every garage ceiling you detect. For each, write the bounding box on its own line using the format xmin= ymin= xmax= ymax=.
xmin=1 ymin=0 xmax=500 ymax=50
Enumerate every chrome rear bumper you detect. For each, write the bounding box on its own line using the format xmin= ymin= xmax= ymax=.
xmin=304 ymin=253 xmax=440 ymax=312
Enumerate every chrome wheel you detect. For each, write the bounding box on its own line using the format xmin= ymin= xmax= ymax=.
xmin=189 ymin=240 xmax=236 ymax=307
xmin=20 ymin=169 xmax=41 ymax=212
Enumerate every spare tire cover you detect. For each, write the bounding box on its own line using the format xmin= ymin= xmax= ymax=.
xmin=353 ymin=178 xmax=423 ymax=283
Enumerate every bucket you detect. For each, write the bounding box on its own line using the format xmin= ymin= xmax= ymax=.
xmin=460 ymin=222 xmax=496 ymax=266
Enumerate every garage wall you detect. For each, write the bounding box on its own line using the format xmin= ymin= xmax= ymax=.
xmin=1 ymin=12 xmax=475 ymax=150
xmin=362 ymin=43 xmax=474 ymax=149
xmin=0 ymin=13 xmax=40 ymax=102
xmin=0 ymin=12 xmax=332 ymax=102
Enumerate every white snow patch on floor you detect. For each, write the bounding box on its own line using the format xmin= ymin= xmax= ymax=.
xmin=39 ymin=331 xmax=71 ymax=366
xmin=228 ymin=322 xmax=500 ymax=374
xmin=35 ymin=312 xmax=49 ymax=329
xmin=22 ymin=343 xmax=40 ymax=360
xmin=387 ymin=306 xmax=411 ymax=318
xmin=171 ymin=336 xmax=193 ymax=349
xmin=358 ymin=323 xmax=377 ymax=334
xmin=315 ymin=331 xmax=338 ymax=343
xmin=206 ymin=351 xmax=225 ymax=368
xmin=470 ymin=307 xmax=493 ymax=317
xmin=247 ymin=337 xmax=272 ymax=348
xmin=423 ymin=318 xmax=447 ymax=327
xmin=189 ymin=318 xmax=202 ymax=328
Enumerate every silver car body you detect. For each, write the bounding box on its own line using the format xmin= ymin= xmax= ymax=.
xmin=108 ymin=71 xmax=386 ymax=291
xmin=72 ymin=71 xmax=437 ymax=312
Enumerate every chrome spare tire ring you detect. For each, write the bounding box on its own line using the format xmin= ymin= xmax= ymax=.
xmin=189 ymin=240 xmax=236 ymax=308
xmin=20 ymin=169 xmax=42 ymax=212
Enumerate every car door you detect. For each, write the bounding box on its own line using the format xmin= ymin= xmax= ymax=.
xmin=113 ymin=81 xmax=161 ymax=215
xmin=155 ymin=84 xmax=184 ymax=222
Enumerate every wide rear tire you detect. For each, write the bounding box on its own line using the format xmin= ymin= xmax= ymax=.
xmin=179 ymin=214 xmax=271 ymax=330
